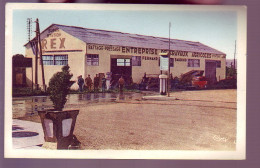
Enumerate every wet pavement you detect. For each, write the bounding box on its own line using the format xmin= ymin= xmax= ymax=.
xmin=11 ymin=92 xmax=154 ymax=149
xmin=12 ymin=92 xmax=152 ymax=119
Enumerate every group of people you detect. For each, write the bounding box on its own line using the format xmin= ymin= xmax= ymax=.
xmin=77 ymin=74 xmax=126 ymax=92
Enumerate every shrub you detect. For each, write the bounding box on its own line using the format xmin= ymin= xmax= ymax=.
xmin=48 ymin=65 xmax=74 ymax=111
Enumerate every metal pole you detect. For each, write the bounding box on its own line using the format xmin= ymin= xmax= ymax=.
xmin=31 ymin=64 xmax=33 ymax=91
xmin=234 ymin=40 xmax=236 ymax=70
xmin=37 ymin=18 xmax=46 ymax=92
xmin=168 ymin=22 xmax=171 ymax=97
xmin=35 ymin=37 xmax=39 ymax=90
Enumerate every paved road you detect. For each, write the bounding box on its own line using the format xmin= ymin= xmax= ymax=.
xmin=12 ymin=119 xmax=44 ymax=149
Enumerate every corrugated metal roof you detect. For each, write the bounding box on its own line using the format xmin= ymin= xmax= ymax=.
xmin=28 ymin=24 xmax=225 ymax=55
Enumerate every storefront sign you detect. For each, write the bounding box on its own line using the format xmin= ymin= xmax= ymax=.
xmin=175 ymin=58 xmax=187 ymax=62
xmin=161 ymin=50 xmax=188 ymax=57
xmin=104 ymin=45 xmax=121 ymax=52
xmin=142 ymin=56 xmax=158 ymax=60
xmin=88 ymin=44 xmax=158 ymax=55
xmin=192 ymin=52 xmax=212 ymax=58
xmin=88 ymin=44 xmax=104 ymax=50
xmin=160 ymin=56 xmax=168 ymax=71
xmin=87 ymin=44 xmax=225 ymax=59
xmin=122 ymin=47 xmax=158 ymax=55
xmin=192 ymin=52 xmax=224 ymax=59
xmin=41 ymin=38 xmax=66 ymax=49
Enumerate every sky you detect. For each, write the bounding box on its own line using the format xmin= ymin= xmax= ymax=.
xmin=12 ymin=8 xmax=237 ymax=59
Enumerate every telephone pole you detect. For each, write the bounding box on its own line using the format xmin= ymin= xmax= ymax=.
xmin=27 ymin=18 xmax=33 ymax=91
xmin=234 ymin=40 xmax=236 ymax=70
xmin=35 ymin=21 xmax=39 ymax=90
xmin=168 ymin=22 xmax=171 ymax=97
xmin=36 ymin=18 xmax=46 ymax=92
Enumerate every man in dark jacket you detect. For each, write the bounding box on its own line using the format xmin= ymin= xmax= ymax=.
xmin=85 ymin=75 xmax=92 ymax=91
xmin=77 ymin=75 xmax=84 ymax=92
xmin=93 ymin=74 xmax=99 ymax=92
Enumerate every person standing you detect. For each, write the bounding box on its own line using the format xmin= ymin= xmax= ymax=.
xmin=106 ymin=72 xmax=112 ymax=90
xmin=118 ymin=76 xmax=125 ymax=93
xmin=77 ymin=75 xmax=84 ymax=92
xmin=93 ymin=74 xmax=99 ymax=92
xmin=85 ymin=75 xmax=92 ymax=92
xmin=102 ymin=76 xmax=106 ymax=92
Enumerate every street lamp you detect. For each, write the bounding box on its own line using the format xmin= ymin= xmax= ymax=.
xmin=38 ymin=109 xmax=80 ymax=149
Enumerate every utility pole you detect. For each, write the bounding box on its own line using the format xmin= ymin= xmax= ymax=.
xmin=36 ymin=18 xmax=46 ymax=92
xmin=168 ymin=22 xmax=171 ymax=97
xmin=34 ymin=21 xmax=39 ymax=90
xmin=27 ymin=18 xmax=33 ymax=91
xmin=234 ymin=40 xmax=236 ymax=70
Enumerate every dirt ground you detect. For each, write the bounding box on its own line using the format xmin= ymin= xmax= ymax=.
xmin=16 ymin=89 xmax=237 ymax=150
xmin=72 ymin=89 xmax=237 ymax=150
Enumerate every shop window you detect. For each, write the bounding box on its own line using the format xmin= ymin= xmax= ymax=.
xmin=117 ymin=59 xmax=131 ymax=66
xmin=216 ymin=61 xmax=221 ymax=68
xmin=86 ymin=54 xmax=99 ymax=66
xmin=158 ymin=58 xmax=174 ymax=67
xmin=132 ymin=56 xmax=141 ymax=66
xmin=54 ymin=55 xmax=68 ymax=65
xmin=188 ymin=59 xmax=200 ymax=67
xmin=43 ymin=55 xmax=54 ymax=65
xmin=43 ymin=55 xmax=68 ymax=65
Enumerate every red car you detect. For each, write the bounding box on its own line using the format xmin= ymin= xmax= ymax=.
xmin=192 ymin=76 xmax=208 ymax=89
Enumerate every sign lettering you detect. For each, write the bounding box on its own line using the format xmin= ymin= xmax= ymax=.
xmin=41 ymin=38 xmax=66 ymax=50
xmin=59 ymin=38 xmax=65 ymax=49
xmin=142 ymin=56 xmax=158 ymax=60
xmin=87 ymin=44 xmax=225 ymax=60
xmin=161 ymin=50 xmax=188 ymax=57
xmin=104 ymin=45 xmax=120 ymax=52
xmin=42 ymin=39 xmax=47 ymax=49
xmin=192 ymin=52 xmax=211 ymax=58
xmin=122 ymin=46 xmax=157 ymax=55
xmin=175 ymin=58 xmax=187 ymax=62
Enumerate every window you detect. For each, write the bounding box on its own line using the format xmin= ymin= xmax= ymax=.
xmin=42 ymin=55 xmax=68 ymax=65
xmin=188 ymin=59 xmax=200 ymax=67
xmin=170 ymin=58 xmax=174 ymax=67
xmin=132 ymin=56 xmax=141 ymax=66
xmin=117 ymin=59 xmax=131 ymax=66
xmin=86 ymin=54 xmax=99 ymax=66
xmin=158 ymin=58 xmax=174 ymax=67
xmin=216 ymin=61 xmax=221 ymax=68
xmin=54 ymin=55 xmax=68 ymax=65
xmin=43 ymin=55 xmax=54 ymax=65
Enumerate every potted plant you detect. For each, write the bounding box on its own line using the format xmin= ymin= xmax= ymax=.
xmin=38 ymin=65 xmax=80 ymax=149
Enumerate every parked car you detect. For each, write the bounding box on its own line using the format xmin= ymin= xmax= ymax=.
xmin=192 ymin=76 xmax=208 ymax=89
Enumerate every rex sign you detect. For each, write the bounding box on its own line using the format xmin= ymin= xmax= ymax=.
xmin=41 ymin=38 xmax=66 ymax=50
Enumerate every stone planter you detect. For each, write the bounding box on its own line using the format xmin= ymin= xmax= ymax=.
xmin=38 ymin=109 xmax=80 ymax=149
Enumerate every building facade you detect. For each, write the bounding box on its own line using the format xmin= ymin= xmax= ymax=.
xmin=25 ymin=24 xmax=226 ymax=89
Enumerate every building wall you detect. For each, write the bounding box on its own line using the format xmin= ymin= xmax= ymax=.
xmin=25 ymin=27 xmax=226 ymax=90
xmin=86 ymin=44 xmax=226 ymax=84
xmin=25 ymin=29 xmax=86 ymax=90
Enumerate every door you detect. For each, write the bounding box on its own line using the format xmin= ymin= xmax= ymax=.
xmin=111 ymin=58 xmax=132 ymax=87
xmin=205 ymin=61 xmax=217 ymax=85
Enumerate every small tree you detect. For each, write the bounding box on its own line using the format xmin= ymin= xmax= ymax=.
xmin=48 ymin=65 xmax=74 ymax=111
xmin=226 ymin=66 xmax=237 ymax=79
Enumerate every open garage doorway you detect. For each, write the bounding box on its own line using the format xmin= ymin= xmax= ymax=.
xmin=111 ymin=58 xmax=132 ymax=87
xmin=205 ymin=60 xmax=217 ymax=85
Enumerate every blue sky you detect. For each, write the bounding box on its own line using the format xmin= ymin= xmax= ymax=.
xmin=12 ymin=9 xmax=237 ymax=59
